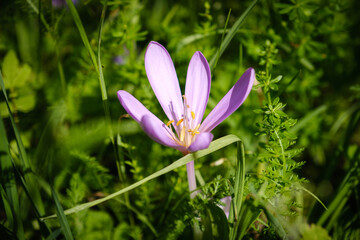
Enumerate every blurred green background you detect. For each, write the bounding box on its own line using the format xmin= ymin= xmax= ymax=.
xmin=0 ymin=0 xmax=359 ymax=239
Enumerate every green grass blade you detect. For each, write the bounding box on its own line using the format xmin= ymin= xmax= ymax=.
xmin=97 ymin=0 xmax=127 ymax=188
xmin=8 ymin=155 xmax=52 ymax=236
xmin=0 ymin=111 xmax=25 ymax=240
xmin=290 ymin=105 xmax=328 ymax=133
xmin=1 ymin=70 xmax=46 ymax=218
xmin=64 ymin=0 xmax=100 ymax=82
xmin=299 ymin=185 xmax=327 ymax=211
xmin=317 ymin=164 xmax=357 ymax=226
xmin=41 ymin=134 xmax=241 ymax=219
xmin=0 ymin=71 xmax=30 ymax=169
xmin=262 ymin=207 xmax=286 ymax=238
xmin=209 ymin=0 xmax=258 ymax=70
xmin=25 ymin=0 xmax=51 ymax=31
xmin=114 ymin=199 xmax=158 ymax=237
xmin=330 ymin=103 xmax=360 ymax=136
xmin=97 ymin=0 xmax=108 ymax=100
xmin=211 ymin=9 xmax=231 ymax=70
xmin=45 ymin=229 xmax=62 ymax=240
xmin=96 ymin=0 xmax=122 ymax=183
xmin=0 ymin=185 xmax=14 ymax=234
xmin=236 ymin=201 xmax=261 ymax=240
xmin=229 ymin=141 xmax=246 ymax=239
xmin=51 ymin=188 xmax=74 ymax=240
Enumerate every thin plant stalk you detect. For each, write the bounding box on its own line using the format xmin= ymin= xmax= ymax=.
xmin=186 ymin=160 xmax=198 ymax=199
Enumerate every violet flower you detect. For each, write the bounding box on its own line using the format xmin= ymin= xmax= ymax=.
xmin=113 ymin=56 xmax=125 ymax=65
xmin=219 ymin=196 xmax=232 ymax=219
xmin=52 ymin=0 xmax=78 ymax=8
xmin=117 ymin=41 xmax=255 ymax=198
xmin=118 ymin=41 xmax=254 ymax=154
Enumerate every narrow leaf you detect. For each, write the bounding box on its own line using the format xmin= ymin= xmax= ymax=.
xmin=97 ymin=0 xmax=108 ymax=100
xmin=229 ymin=141 xmax=246 ymax=239
xmin=209 ymin=0 xmax=258 ymax=70
xmin=0 ymin=71 xmax=30 ymax=169
xmin=41 ymin=135 xmax=241 ymax=219
xmin=290 ymin=105 xmax=327 ymax=133
xmin=0 ymin=112 xmax=24 ymax=239
xmin=51 ymin=188 xmax=74 ymax=240
xmin=64 ymin=0 xmax=99 ymax=77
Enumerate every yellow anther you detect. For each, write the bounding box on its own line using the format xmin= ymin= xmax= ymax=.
xmin=166 ymin=120 xmax=174 ymax=127
xmin=194 ymin=123 xmax=200 ymax=132
xmin=180 ymin=126 xmax=185 ymax=142
xmin=176 ymin=118 xmax=184 ymax=126
xmin=191 ymin=111 xmax=195 ymax=120
xmin=192 ymin=131 xmax=200 ymax=137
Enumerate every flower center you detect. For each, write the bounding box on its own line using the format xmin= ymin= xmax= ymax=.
xmin=164 ymin=95 xmax=200 ymax=148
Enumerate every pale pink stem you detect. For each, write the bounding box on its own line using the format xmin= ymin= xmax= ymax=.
xmin=186 ymin=160 xmax=198 ymax=199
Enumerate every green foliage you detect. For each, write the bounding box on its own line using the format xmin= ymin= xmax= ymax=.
xmin=1 ymin=0 xmax=359 ymax=239
xmin=254 ymin=41 xmax=306 ymax=200
xmin=0 ymin=50 xmax=35 ymax=117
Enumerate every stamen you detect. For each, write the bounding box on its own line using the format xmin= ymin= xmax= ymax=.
xmin=163 ymin=94 xmax=202 ymax=147
xmin=180 ymin=126 xmax=185 ymax=142
xmin=191 ymin=111 xmax=195 ymax=120
xmin=176 ymin=119 xmax=184 ymax=126
xmin=166 ymin=120 xmax=174 ymax=127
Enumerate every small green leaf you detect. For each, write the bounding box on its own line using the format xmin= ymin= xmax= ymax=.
xmin=269 ymin=83 xmax=279 ymax=91
xmin=271 ymin=75 xmax=283 ymax=83
xmin=2 ymin=50 xmax=31 ymax=89
xmin=14 ymin=90 xmax=36 ymax=112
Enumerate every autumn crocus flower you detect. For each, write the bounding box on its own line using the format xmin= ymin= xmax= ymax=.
xmin=117 ymin=41 xmax=255 ymax=198
xmin=118 ymin=41 xmax=254 ymax=154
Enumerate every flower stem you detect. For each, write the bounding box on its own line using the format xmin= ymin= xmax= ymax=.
xmin=186 ymin=160 xmax=198 ymax=199
xmin=187 ymin=160 xmax=202 ymax=239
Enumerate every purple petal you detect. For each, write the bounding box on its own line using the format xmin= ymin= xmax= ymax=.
xmin=117 ymin=90 xmax=153 ymax=123
xmin=145 ymin=41 xmax=183 ymax=125
xmin=219 ymin=196 xmax=232 ymax=219
xmin=117 ymin=90 xmax=184 ymax=151
xmin=185 ymin=51 xmax=211 ymax=128
xmin=141 ymin=115 xmax=186 ymax=152
xmin=188 ymin=132 xmax=214 ymax=152
xmin=200 ymin=68 xmax=255 ymax=133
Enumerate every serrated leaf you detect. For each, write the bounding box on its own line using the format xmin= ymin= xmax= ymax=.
xmin=2 ymin=50 xmax=31 ymax=89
